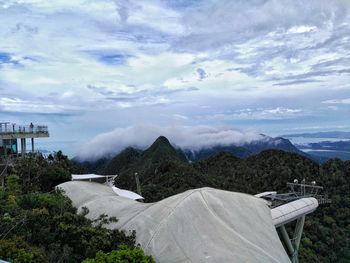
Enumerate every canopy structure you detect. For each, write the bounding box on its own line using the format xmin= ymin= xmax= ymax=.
xmin=271 ymin=198 xmax=318 ymax=227
xmin=71 ymin=174 xmax=115 ymax=181
xmin=71 ymin=174 xmax=143 ymax=200
xmin=111 ymin=186 xmax=144 ymax=200
xmin=57 ymin=181 xmax=290 ymax=263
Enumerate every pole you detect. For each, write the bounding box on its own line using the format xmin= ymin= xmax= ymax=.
xmin=31 ymin=138 xmax=34 ymax=152
xmin=20 ymin=139 xmax=24 ymax=158
xmin=23 ymin=138 xmax=26 ymax=157
xmin=3 ymin=140 xmax=7 ymax=158
xmin=135 ymin=172 xmax=142 ymax=197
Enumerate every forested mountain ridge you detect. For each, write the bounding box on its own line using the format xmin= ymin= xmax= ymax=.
xmin=181 ymin=135 xmax=304 ymax=161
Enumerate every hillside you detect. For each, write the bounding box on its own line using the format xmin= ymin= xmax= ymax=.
xmin=99 ymin=136 xmax=188 ymax=191
xmin=184 ymin=145 xmax=252 ymax=160
xmin=102 ymin=147 xmax=141 ymax=175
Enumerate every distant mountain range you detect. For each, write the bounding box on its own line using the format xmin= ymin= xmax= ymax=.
xmin=282 ymin=131 xmax=350 ymax=139
xmin=73 ymin=133 xmax=350 ymax=174
xmin=296 ymin=140 xmax=350 ymax=161
xmin=281 ymin=131 xmax=350 ymax=161
xmin=183 ymin=135 xmax=303 ymax=161
xmin=73 ymin=134 xmax=315 ymax=176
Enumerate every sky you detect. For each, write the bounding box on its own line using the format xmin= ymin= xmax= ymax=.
xmin=0 ymin=0 xmax=350 ymax=157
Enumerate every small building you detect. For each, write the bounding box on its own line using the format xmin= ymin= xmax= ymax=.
xmin=0 ymin=122 xmax=49 ymax=158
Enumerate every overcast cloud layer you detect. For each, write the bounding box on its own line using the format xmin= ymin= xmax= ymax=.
xmin=0 ymin=0 xmax=350 ymax=156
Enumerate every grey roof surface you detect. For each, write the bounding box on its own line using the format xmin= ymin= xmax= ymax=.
xmin=58 ymin=181 xmax=290 ymax=263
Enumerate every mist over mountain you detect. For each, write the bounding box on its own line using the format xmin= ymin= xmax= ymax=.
xmin=76 ymin=124 xmax=300 ymax=161
xmin=78 ymin=134 xmax=306 ymax=176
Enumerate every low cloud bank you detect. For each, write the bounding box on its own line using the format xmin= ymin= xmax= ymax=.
xmin=77 ymin=124 xmax=263 ymax=160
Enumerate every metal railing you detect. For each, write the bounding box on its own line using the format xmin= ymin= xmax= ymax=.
xmin=0 ymin=124 xmax=48 ymax=134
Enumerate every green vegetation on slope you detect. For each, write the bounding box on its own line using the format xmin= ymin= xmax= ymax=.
xmin=0 ymin=152 xmax=153 ymax=263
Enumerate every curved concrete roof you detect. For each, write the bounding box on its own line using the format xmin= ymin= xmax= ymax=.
xmin=58 ymin=181 xmax=290 ymax=263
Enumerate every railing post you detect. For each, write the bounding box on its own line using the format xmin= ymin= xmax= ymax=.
xmin=31 ymin=138 xmax=35 ymax=152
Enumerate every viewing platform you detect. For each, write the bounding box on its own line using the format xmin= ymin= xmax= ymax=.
xmin=0 ymin=122 xmax=49 ymax=158
xmin=0 ymin=123 xmax=49 ymax=140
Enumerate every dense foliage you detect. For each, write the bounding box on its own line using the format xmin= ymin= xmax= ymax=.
xmin=94 ymin=136 xmax=350 ymax=263
xmin=0 ymin=152 xmax=153 ymax=263
xmin=82 ymin=245 xmax=155 ymax=263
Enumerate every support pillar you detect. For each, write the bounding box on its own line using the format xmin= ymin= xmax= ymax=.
xmin=278 ymin=215 xmax=306 ymax=263
xmin=23 ymin=138 xmax=26 ymax=156
xmin=3 ymin=140 xmax=7 ymax=158
xmin=21 ymin=138 xmax=27 ymax=158
xmin=292 ymin=215 xmax=305 ymax=262
xmin=20 ymin=139 xmax=24 ymax=157
xmin=280 ymin=225 xmax=294 ymax=257
xmin=31 ymin=138 xmax=34 ymax=153
xmin=135 ymin=172 xmax=143 ymax=202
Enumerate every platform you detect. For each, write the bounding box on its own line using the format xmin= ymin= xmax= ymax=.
xmin=0 ymin=122 xmax=49 ymax=157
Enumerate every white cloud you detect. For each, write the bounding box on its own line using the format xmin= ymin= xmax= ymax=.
xmin=77 ymin=124 xmax=263 ymax=160
xmin=0 ymin=97 xmax=82 ymax=113
xmin=287 ymin=25 xmax=317 ymax=34
xmin=209 ymin=107 xmax=304 ymax=121
xmin=322 ymin=98 xmax=350 ymax=104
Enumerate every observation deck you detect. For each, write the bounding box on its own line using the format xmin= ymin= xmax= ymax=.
xmin=0 ymin=122 xmax=49 ymax=158
xmin=0 ymin=123 xmax=49 ymax=140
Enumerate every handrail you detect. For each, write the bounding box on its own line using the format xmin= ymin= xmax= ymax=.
xmin=0 ymin=124 xmax=48 ymax=134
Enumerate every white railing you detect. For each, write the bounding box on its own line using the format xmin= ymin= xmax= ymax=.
xmin=0 ymin=124 xmax=48 ymax=134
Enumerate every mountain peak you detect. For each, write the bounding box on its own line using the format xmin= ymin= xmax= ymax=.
xmin=142 ymin=136 xmax=187 ymax=163
xmin=153 ymin=135 xmax=171 ymax=145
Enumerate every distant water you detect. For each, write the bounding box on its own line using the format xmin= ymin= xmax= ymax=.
xmin=285 ymin=136 xmax=350 ymax=160
xmin=286 ymin=137 xmax=350 ymax=145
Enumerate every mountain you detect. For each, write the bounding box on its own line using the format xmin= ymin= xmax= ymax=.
xmin=71 ymin=156 xmax=111 ymax=174
xmin=183 ymin=135 xmax=303 ymax=161
xmin=98 ymin=136 xmax=318 ymax=198
xmin=101 ymin=136 xmax=188 ymax=190
xmin=184 ymin=145 xmax=252 ymax=160
xmin=243 ymin=135 xmax=302 ymax=154
xmin=140 ymin=136 xmax=187 ymax=164
xmin=101 ymin=147 xmax=141 ymax=175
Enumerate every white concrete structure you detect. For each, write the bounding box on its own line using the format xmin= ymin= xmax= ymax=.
xmin=111 ymin=186 xmax=143 ymax=200
xmin=71 ymin=174 xmax=114 ymax=181
xmin=271 ymin=198 xmax=318 ymax=227
xmin=58 ymin=181 xmax=290 ymax=263
xmin=71 ymin=174 xmax=143 ymax=200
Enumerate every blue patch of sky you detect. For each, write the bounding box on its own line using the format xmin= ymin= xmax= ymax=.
xmin=84 ymin=50 xmax=132 ymax=66
xmin=165 ymin=0 xmax=202 ymax=9
xmin=0 ymin=52 xmax=12 ymax=64
xmin=0 ymin=51 xmax=29 ymax=67
xmin=99 ymin=54 xmax=130 ymax=65
xmin=196 ymin=68 xmax=207 ymax=80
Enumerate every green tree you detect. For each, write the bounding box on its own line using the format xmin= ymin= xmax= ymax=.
xmin=82 ymin=245 xmax=155 ymax=263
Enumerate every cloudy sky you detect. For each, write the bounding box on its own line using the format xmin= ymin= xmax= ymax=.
xmin=1 ymin=0 xmax=350 ymax=156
